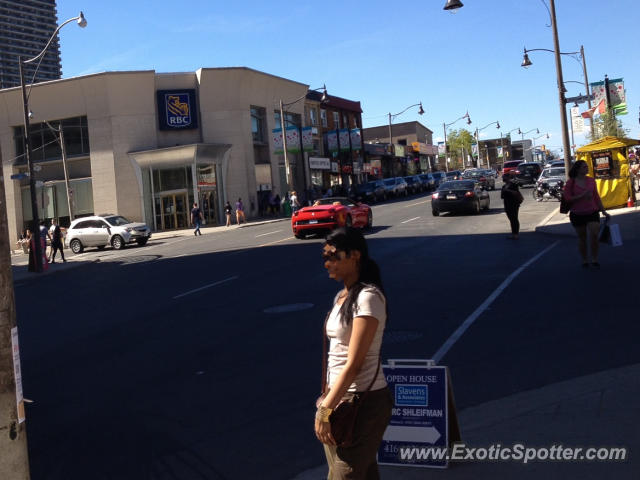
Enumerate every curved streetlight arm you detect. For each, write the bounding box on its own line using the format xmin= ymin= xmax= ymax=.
xmin=23 ymin=13 xmax=87 ymax=65
xmin=445 ymin=111 xmax=471 ymax=129
xmin=522 ymin=128 xmax=539 ymax=136
xmin=442 ymin=111 xmax=470 ymax=173
xmin=478 ymin=120 xmax=500 ymax=131
xmin=390 ymin=102 xmax=424 ymax=121
xmin=523 ymin=47 xmax=579 ymax=56
xmin=282 ymin=84 xmax=327 ymax=109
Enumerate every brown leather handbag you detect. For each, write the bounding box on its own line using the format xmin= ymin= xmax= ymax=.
xmin=317 ymin=316 xmax=380 ymax=447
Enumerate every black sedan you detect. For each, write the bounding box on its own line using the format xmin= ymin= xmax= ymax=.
xmin=431 ymin=180 xmax=490 ymax=216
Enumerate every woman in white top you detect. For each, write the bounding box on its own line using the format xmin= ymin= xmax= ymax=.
xmin=315 ymin=227 xmax=392 ymax=479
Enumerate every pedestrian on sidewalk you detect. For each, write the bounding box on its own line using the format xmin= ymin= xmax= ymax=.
xmin=191 ymin=202 xmax=203 ymax=236
xmin=49 ymin=219 xmax=66 ymax=263
xmin=290 ymin=190 xmax=300 ymax=214
xmin=501 ymin=172 xmax=523 ymax=239
xmin=315 ymin=227 xmax=392 ymax=479
xmin=235 ymin=198 xmax=245 ymax=224
xmin=563 ymin=160 xmax=610 ymax=268
xmin=224 ymin=201 xmax=233 ymax=227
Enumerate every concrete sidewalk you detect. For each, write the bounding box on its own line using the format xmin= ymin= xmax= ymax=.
xmin=295 ymin=204 xmax=640 ymax=480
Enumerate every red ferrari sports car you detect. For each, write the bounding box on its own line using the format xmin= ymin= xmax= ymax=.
xmin=291 ymin=197 xmax=372 ymax=239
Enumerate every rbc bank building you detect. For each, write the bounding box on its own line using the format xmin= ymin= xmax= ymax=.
xmin=0 ymin=67 xmax=310 ymax=243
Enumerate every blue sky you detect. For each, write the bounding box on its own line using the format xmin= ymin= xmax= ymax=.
xmin=57 ymin=0 xmax=639 ymax=153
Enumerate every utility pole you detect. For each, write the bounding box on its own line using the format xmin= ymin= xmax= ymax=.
xmin=0 ymin=177 xmax=30 ymax=478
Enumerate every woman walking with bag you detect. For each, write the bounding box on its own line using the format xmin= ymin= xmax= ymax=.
xmin=315 ymin=227 xmax=392 ymax=479
xmin=501 ymin=172 xmax=523 ymax=239
xmin=563 ymin=160 xmax=610 ymax=268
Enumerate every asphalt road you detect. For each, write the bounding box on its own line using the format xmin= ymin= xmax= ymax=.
xmin=13 ymin=188 xmax=640 ymax=479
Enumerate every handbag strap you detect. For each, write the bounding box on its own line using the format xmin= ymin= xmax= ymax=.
xmin=321 ymin=306 xmax=382 ymax=396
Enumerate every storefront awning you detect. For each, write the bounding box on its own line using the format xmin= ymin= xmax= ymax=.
xmin=129 ymin=143 xmax=231 ymax=168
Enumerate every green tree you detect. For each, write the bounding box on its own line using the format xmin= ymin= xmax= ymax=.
xmin=588 ymin=111 xmax=626 ymax=140
xmin=446 ymin=129 xmax=475 ymax=169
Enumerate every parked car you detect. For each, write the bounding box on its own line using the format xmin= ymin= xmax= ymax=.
xmin=382 ymin=177 xmax=408 ymax=197
xmin=445 ymin=170 xmax=463 ymax=181
xmin=544 ymin=160 xmax=566 ymax=168
xmin=66 ymin=214 xmax=152 ymax=253
xmin=431 ymin=171 xmax=447 ymax=188
xmin=431 ymin=180 xmax=490 ymax=216
xmin=353 ymin=180 xmax=385 ymax=203
xmin=418 ymin=173 xmax=436 ymax=191
xmin=291 ymin=197 xmax=372 ymax=239
xmin=404 ymin=175 xmax=423 ymax=194
xmin=503 ymin=160 xmax=524 ymax=176
xmin=514 ymin=162 xmax=543 ymax=186
xmin=461 ymin=168 xmax=496 ymax=190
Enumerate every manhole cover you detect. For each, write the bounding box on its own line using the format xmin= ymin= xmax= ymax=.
xmin=263 ymin=303 xmax=315 ymax=314
xmin=384 ymin=330 xmax=424 ymax=344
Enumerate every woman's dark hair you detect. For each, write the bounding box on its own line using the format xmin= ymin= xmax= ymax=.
xmin=325 ymin=227 xmax=386 ymax=325
xmin=568 ymin=159 xmax=587 ymax=179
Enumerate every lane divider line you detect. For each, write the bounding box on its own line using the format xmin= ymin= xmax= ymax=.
xmin=432 ymin=240 xmax=560 ymax=364
xmin=259 ymin=236 xmax=294 ymax=247
xmin=404 ymin=199 xmax=431 ymax=208
xmin=255 ymin=230 xmax=282 ymax=238
xmin=401 ymin=217 xmax=421 ymax=224
xmin=173 ymin=275 xmax=239 ymax=300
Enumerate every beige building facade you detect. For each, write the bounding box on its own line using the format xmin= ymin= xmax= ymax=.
xmin=0 ymin=67 xmax=309 ymax=243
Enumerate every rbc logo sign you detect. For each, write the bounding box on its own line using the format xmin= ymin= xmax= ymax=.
xmin=157 ymin=89 xmax=198 ymax=130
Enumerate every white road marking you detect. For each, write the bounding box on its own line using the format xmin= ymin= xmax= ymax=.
xmin=255 ymin=230 xmax=282 ymax=238
xmin=173 ymin=275 xmax=239 ymax=300
xmin=404 ymin=199 xmax=431 ymax=207
xmin=432 ymin=241 xmax=560 ymax=364
xmin=401 ymin=217 xmax=421 ymax=224
xmin=259 ymin=236 xmax=295 ymax=247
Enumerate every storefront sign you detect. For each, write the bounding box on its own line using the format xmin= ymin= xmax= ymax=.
xmin=309 ymin=157 xmax=331 ymax=170
xmin=394 ymin=145 xmax=405 ymax=157
xmin=157 ymin=89 xmax=198 ymax=130
xmin=331 ymin=162 xmax=339 ymax=173
xmin=412 ymin=142 xmax=429 ymax=154
xmin=341 ymin=163 xmax=353 ymax=174
xmin=365 ymin=143 xmax=389 ymax=156
xmin=592 ymin=150 xmax=613 ymax=178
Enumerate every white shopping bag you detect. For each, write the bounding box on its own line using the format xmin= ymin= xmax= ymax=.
xmin=609 ymin=223 xmax=623 ymax=247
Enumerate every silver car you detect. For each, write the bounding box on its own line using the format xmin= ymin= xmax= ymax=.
xmin=66 ymin=214 xmax=151 ymax=253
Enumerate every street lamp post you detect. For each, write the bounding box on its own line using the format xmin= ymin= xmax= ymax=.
xmin=388 ymin=102 xmax=424 ymax=145
xmin=444 ymin=1 xmax=576 ymax=181
xmin=475 ymin=121 xmax=500 ymax=168
xmin=499 ymin=127 xmax=520 ymax=169
xmin=443 ymin=112 xmax=471 ymax=172
xmin=45 ymin=122 xmax=74 ymax=221
xmin=19 ymin=11 xmax=87 ymax=273
xmin=532 ymin=133 xmax=550 ymax=162
xmin=280 ymin=84 xmax=327 ymax=193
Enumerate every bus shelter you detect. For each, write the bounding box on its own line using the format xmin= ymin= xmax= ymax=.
xmin=576 ymin=136 xmax=639 ymax=209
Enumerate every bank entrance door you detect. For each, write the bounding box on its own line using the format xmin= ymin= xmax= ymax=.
xmin=155 ymin=193 xmax=188 ymax=230
xmin=200 ymin=188 xmax=219 ymax=226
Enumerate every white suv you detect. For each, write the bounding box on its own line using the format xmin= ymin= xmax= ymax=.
xmin=66 ymin=214 xmax=151 ymax=254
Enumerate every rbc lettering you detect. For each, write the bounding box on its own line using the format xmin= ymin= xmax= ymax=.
xmin=169 ymin=116 xmax=190 ymax=125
